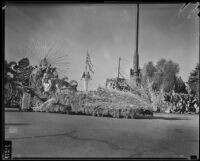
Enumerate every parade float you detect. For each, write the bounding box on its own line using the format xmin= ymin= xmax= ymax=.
xmin=4 ymin=53 xmax=153 ymax=118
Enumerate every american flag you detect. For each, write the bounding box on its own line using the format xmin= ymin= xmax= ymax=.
xmin=86 ymin=52 xmax=94 ymax=74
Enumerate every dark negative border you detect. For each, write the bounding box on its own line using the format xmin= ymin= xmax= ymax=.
xmin=1 ymin=0 xmax=199 ymax=160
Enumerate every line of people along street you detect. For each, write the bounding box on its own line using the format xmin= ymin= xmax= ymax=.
xmin=163 ymin=92 xmax=199 ymax=114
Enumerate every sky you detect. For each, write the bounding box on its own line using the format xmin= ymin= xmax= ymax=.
xmin=5 ymin=3 xmax=199 ymax=91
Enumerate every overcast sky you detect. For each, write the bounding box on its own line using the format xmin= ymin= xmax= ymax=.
xmin=5 ymin=3 xmax=199 ymax=90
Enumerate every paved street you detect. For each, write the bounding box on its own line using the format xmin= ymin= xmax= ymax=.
xmin=5 ymin=111 xmax=199 ymax=158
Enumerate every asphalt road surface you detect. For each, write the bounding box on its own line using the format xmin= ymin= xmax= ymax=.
xmin=5 ymin=111 xmax=199 ymax=158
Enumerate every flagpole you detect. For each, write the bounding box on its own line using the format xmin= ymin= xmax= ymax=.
xmin=85 ymin=78 xmax=88 ymax=91
xmin=85 ymin=52 xmax=87 ymax=73
xmin=85 ymin=51 xmax=88 ymax=91
xmin=82 ymin=50 xmax=94 ymax=91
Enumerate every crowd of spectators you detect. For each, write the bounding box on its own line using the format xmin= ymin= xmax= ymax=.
xmin=163 ymin=92 xmax=199 ymax=114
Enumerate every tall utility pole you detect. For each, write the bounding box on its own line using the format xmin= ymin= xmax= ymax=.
xmin=133 ymin=3 xmax=139 ymax=77
xmin=117 ymin=57 xmax=121 ymax=89
xmin=130 ymin=3 xmax=140 ymax=87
